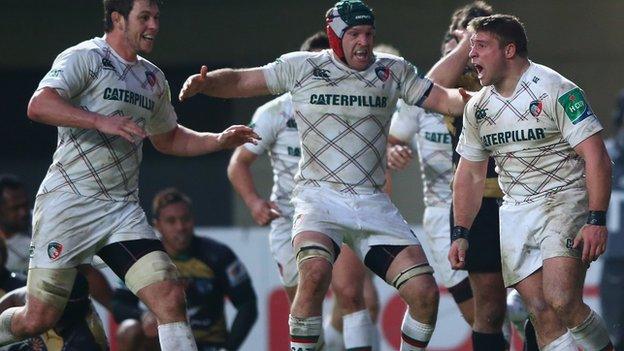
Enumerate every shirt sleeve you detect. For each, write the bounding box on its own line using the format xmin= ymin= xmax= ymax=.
xmin=37 ymin=48 xmax=96 ymax=99
xmin=389 ymin=100 xmax=422 ymax=143
xmin=244 ymin=100 xmax=280 ymax=155
xmin=398 ymin=59 xmax=434 ymax=107
xmin=145 ymin=78 xmax=178 ymax=136
xmin=262 ymin=52 xmax=306 ymax=95
xmin=219 ymin=246 xmax=256 ymax=305
xmin=456 ymin=98 xmax=490 ymax=161
xmin=553 ymin=81 xmax=603 ymax=148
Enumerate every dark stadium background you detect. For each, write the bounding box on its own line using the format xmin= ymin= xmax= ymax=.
xmin=1 ymin=0 xmax=622 ymax=225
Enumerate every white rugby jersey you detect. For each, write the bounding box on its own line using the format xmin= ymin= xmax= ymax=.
xmin=244 ymin=93 xmax=299 ymax=218
xmin=390 ymin=101 xmax=453 ymax=208
xmin=457 ymin=61 xmax=603 ymax=204
xmin=263 ymin=49 xmax=433 ymax=194
xmin=36 ymin=37 xmax=177 ymax=202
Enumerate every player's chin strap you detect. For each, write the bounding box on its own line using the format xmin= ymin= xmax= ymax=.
xmin=390 ymin=263 xmax=434 ymax=290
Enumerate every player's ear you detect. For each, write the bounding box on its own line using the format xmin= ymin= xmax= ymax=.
xmin=111 ymin=11 xmax=125 ymax=31
xmin=504 ymin=43 xmax=516 ymax=59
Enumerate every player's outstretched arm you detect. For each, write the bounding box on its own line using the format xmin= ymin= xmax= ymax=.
xmin=449 ymin=157 xmax=487 ymax=269
xmin=422 ymin=85 xmax=472 ymax=117
xmin=178 ymin=65 xmax=271 ymax=102
xmin=228 ymin=147 xmax=281 ymax=226
xmin=27 ymin=87 xmax=147 ymax=143
xmin=573 ymin=132 xmax=612 ymax=263
xmin=150 ymin=124 xmax=260 ymax=157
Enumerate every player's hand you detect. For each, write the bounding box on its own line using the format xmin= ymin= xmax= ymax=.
xmin=141 ymin=311 xmax=158 ymax=338
xmin=459 ymin=88 xmax=474 ymax=104
xmin=216 ymin=125 xmax=261 ymax=149
xmin=250 ymin=198 xmax=281 ymax=226
xmin=387 ymin=145 xmax=413 ymax=170
xmin=179 ymin=65 xmax=208 ymax=102
xmin=94 ymin=115 xmax=147 ymax=143
xmin=448 ymin=238 xmax=469 ymax=270
xmin=573 ymin=224 xmax=608 ymax=264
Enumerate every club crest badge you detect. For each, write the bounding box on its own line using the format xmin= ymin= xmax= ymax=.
xmin=145 ymin=71 xmax=157 ymax=87
xmin=529 ymin=100 xmax=543 ymax=117
xmin=375 ymin=66 xmax=390 ymax=82
xmin=47 ymin=241 xmax=63 ymax=261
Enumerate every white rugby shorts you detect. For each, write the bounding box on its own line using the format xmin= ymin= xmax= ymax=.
xmin=420 ymin=206 xmax=468 ymax=288
xmin=269 ymin=216 xmax=298 ymax=287
xmin=291 ymin=185 xmax=420 ymax=259
xmin=499 ymin=187 xmax=586 ymax=287
xmin=30 ymin=192 xmax=157 ymax=268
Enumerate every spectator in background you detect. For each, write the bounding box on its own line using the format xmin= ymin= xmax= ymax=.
xmin=112 ymin=188 xmax=257 ymax=351
xmin=0 ymin=175 xmax=31 ymax=274
xmin=600 ymin=90 xmax=624 ymax=350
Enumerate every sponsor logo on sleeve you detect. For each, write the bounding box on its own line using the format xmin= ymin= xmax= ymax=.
xmin=557 ymin=87 xmax=594 ymax=124
xmin=475 ymin=107 xmax=488 ymax=121
xmin=45 ymin=69 xmax=63 ymax=78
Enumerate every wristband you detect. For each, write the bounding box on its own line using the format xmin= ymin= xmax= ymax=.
xmin=451 ymin=226 xmax=470 ymax=242
xmin=586 ymin=210 xmax=607 ymax=226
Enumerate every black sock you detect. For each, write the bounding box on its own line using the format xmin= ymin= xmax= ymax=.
xmin=523 ymin=319 xmax=539 ymax=351
xmin=472 ymin=331 xmax=507 ymax=351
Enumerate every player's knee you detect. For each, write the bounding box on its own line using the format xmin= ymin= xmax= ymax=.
xmin=20 ymin=310 xmax=59 ymax=336
xmin=544 ymin=291 xmax=578 ymax=318
xmin=400 ymin=275 xmax=439 ymax=309
xmin=299 ymin=260 xmax=332 ymax=295
xmin=332 ymin=283 xmax=365 ymax=312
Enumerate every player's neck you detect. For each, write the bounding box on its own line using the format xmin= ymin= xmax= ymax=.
xmin=103 ymin=33 xmax=138 ymax=62
xmin=495 ymin=58 xmax=530 ymax=98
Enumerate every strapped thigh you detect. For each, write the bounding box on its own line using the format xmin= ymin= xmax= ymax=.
xmin=295 ymin=241 xmax=339 ymax=267
xmin=27 ymin=267 xmax=77 ymax=310
xmin=364 ymin=245 xmax=433 ymax=290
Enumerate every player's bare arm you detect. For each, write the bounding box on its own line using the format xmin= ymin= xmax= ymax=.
xmin=178 ymin=65 xmax=270 ymax=101
xmin=387 ymin=135 xmax=413 ymax=171
xmin=27 ymin=87 xmax=147 ymax=143
xmin=449 ymin=157 xmax=488 ymax=269
xmin=426 ymin=29 xmax=472 ymax=88
xmin=227 ymin=147 xmax=281 ymax=226
xmin=572 ymin=132 xmax=612 ymax=263
xmin=422 ymin=85 xmax=472 ymax=117
xmin=150 ymin=124 xmax=260 ymax=156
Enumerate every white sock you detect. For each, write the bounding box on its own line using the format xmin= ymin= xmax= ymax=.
xmin=0 ymin=307 xmax=21 ymax=346
xmin=542 ymin=331 xmax=577 ymax=351
xmin=157 ymin=321 xmax=198 ymax=351
xmin=400 ymin=311 xmax=434 ymax=351
xmin=323 ymin=318 xmax=344 ymax=351
xmin=343 ymin=309 xmax=374 ymax=350
xmin=569 ymin=310 xmax=612 ymax=350
xmin=290 ymin=315 xmax=323 ymax=351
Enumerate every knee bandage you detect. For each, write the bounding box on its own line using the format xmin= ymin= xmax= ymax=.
xmin=390 ymin=263 xmax=434 ymax=290
xmin=124 ymin=251 xmax=179 ymax=294
xmin=27 ymin=267 xmax=77 ymax=310
xmin=296 ymin=241 xmax=334 ymax=267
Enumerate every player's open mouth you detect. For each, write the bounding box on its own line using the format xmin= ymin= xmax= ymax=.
xmin=142 ymin=34 xmax=155 ymax=42
xmin=354 ymin=49 xmax=368 ymax=60
xmin=474 ymin=64 xmax=484 ymax=76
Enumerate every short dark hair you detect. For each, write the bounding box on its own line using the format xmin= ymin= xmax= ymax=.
xmin=0 ymin=174 xmax=24 ymax=206
xmin=300 ymin=31 xmax=329 ymax=51
xmin=449 ymin=1 xmax=493 ymax=32
xmin=469 ymin=14 xmax=529 ymax=58
xmin=151 ymin=187 xmax=192 ymax=219
xmin=103 ymin=0 xmax=162 ymax=33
